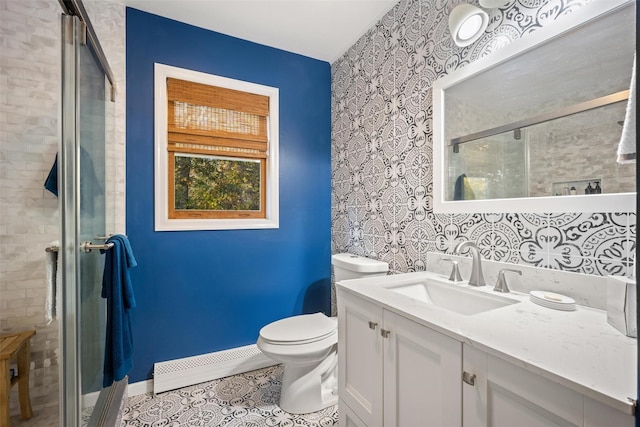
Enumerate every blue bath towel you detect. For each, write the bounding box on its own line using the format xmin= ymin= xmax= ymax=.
xmin=101 ymin=234 xmax=137 ymax=387
xmin=453 ymin=173 xmax=476 ymax=201
xmin=453 ymin=173 xmax=466 ymax=200
xmin=43 ymin=149 xmax=102 ymax=210
xmin=44 ymin=154 xmax=58 ymax=197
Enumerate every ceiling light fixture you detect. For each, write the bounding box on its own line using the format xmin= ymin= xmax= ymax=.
xmin=448 ymin=4 xmax=489 ymax=47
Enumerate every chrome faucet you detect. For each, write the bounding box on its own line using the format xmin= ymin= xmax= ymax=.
xmin=442 ymin=258 xmax=463 ymax=282
xmin=453 ymin=241 xmax=486 ymax=287
xmin=494 ymin=268 xmax=522 ymax=293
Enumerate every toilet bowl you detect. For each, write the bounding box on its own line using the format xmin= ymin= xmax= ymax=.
xmin=257 ymin=313 xmax=338 ymax=414
xmin=256 ymin=253 xmax=389 ymax=414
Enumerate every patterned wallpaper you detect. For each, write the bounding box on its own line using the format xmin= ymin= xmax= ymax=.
xmin=330 ymin=0 xmax=635 ymax=277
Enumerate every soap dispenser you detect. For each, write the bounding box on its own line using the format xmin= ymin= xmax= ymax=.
xmin=585 ymin=183 xmax=593 ymax=194
xmin=594 ymin=182 xmax=602 ymax=194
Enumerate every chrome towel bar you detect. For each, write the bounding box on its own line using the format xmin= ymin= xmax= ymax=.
xmin=45 ymin=241 xmax=115 ymax=253
xmin=81 ymin=241 xmax=114 ymax=253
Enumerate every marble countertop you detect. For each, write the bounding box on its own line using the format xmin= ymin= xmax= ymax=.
xmin=336 ymin=271 xmax=637 ymax=414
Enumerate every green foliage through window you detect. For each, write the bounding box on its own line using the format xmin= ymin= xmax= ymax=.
xmin=174 ymin=154 xmax=261 ymax=211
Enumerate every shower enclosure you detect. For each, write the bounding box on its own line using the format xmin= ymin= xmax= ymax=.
xmin=59 ymin=2 xmax=119 ymax=425
xmin=448 ymin=129 xmax=530 ymax=200
xmin=445 ymin=91 xmax=632 ymax=201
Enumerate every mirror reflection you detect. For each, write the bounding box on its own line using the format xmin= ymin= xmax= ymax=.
xmin=443 ymin=3 xmax=635 ymax=202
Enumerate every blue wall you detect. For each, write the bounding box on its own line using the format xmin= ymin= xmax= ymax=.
xmin=126 ymin=8 xmax=332 ymax=383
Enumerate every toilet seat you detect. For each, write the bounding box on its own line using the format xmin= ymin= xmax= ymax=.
xmin=256 ymin=314 xmax=340 ymax=414
xmin=259 ymin=313 xmax=337 ymax=345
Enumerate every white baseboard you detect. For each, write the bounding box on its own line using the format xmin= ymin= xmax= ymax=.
xmin=82 ymin=379 xmax=151 ymax=407
xmin=127 ymin=378 xmax=153 ymax=397
xmin=153 ymin=344 xmax=276 ymax=394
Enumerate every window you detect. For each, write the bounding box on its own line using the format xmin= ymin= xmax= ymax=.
xmin=155 ymin=64 xmax=279 ymax=231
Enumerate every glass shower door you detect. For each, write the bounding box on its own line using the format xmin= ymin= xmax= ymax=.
xmin=60 ymin=14 xmax=114 ymax=426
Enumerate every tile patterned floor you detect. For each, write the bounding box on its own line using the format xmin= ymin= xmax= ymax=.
xmin=121 ymin=365 xmax=338 ymax=426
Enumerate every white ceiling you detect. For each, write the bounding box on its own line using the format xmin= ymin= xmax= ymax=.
xmin=123 ymin=0 xmax=399 ymax=63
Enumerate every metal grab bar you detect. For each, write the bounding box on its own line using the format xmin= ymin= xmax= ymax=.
xmin=45 ymin=242 xmax=115 ymax=253
xmin=450 ymin=90 xmax=629 ymax=146
xmin=81 ymin=241 xmax=114 ymax=253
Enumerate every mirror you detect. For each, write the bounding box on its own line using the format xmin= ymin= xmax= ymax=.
xmin=433 ymin=0 xmax=636 ymax=213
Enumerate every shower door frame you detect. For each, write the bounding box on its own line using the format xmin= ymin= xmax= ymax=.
xmin=60 ymin=14 xmax=82 ymax=425
xmin=60 ymin=4 xmax=118 ymax=425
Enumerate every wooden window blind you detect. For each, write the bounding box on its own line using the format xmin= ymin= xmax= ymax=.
xmin=166 ymin=78 xmax=269 ymax=219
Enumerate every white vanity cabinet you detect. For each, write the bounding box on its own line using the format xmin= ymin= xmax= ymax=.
xmin=338 ymin=288 xmax=635 ymax=427
xmin=338 ymin=290 xmax=462 ymax=427
xmin=462 ymin=345 xmax=634 ymax=427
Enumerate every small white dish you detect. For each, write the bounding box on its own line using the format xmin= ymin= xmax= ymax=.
xmin=530 ymin=291 xmax=576 ymax=311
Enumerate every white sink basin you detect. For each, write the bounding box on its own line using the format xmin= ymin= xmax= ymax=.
xmin=386 ymin=279 xmax=519 ymax=315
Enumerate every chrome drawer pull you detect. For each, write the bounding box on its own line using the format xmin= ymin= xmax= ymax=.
xmin=368 ymin=321 xmax=378 ymax=330
xmin=381 ymin=329 xmax=390 ymax=338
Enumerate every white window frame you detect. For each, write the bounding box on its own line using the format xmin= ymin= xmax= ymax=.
xmin=154 ymin=63 xmax=279 ymax=231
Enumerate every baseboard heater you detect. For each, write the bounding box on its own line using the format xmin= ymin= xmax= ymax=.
xmin=153 ymin=344 xmax=276 ymax=394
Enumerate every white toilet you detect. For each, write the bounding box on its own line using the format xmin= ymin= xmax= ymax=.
xmin=256 ymin=253 xmax=389 ymax=414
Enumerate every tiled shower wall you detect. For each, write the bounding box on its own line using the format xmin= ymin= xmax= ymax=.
xmin=85 ymin=0 xmax=127 ymax=235
xmin=528 ymin=103 xmax=635 ymax=196
xmin=0 ymin=0 xmax=125 ymax=415
xmin=331 ymin=0 xmax=635 ymax=278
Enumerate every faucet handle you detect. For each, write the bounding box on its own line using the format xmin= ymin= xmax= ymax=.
xmin=494 ymin=268 xmax=522 ymax=293
xmin=442 ymin=258 xmax=463 ymax=282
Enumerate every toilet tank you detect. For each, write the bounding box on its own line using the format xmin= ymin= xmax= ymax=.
xmin=331 ymin=253 xmax=389 ymax=282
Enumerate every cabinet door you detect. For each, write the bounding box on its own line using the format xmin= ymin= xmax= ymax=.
xmin=338 ymin=291 xmax=383 ymax=426
xmin=463 ymin=345 xmax=582 ymax=427
xmin=339 ymin=398 xmax=369 ymax=427
xmin=382 ymin=310 xmax=462 ymax=427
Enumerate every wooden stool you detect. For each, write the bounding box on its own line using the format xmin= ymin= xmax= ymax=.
xmin=0 ymin=330 xmax=35 ymax=427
